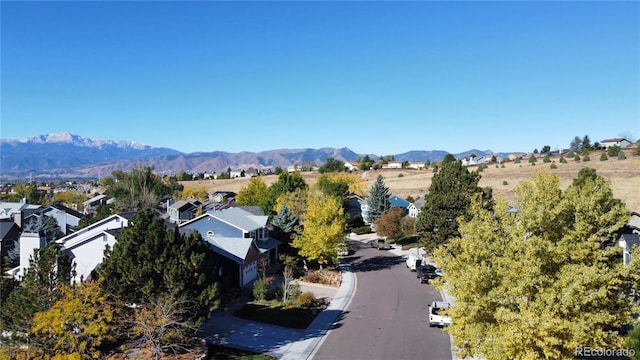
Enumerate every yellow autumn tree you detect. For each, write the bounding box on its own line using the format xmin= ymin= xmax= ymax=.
xmin=434 ymin=170 xmax=639 ymax=359
xmin=292 ymin=189 xmax=346 ymax=267
xmin=31 ymin=281 xmax=118 ymax=359
xmin=235 ymin=176 xmax=268 ymax=206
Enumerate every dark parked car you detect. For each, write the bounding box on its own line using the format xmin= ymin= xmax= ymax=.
xmin=418 ymin=265 xmax=439 ymax=284
xmin=368 ymin=238 xmax=392 ymax=250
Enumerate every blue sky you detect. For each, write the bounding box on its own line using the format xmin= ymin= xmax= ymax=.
xmin=1 ymin=1 xmax=638 ymax=155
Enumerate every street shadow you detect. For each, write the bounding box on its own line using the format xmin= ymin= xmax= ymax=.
xmin=351 ymin=255 xmax=405 ymax=273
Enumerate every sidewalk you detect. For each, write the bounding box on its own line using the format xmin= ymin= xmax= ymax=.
xmin=199 ymin=262 xmax=355 ymax=359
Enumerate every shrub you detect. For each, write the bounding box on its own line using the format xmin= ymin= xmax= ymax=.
xmin=600 ymin=153 xmax=608 ymax=161
xmin=550 ymin=163 xmax=557 ymax=169
xmin=398 ymin=173 xmax=403 ymax=177
xmin=528 ymin=155 xmax=537 ymax=164
xmin=543 ymin=155 xmax=551 ymax=163
xmin=583 ymin=154 xmax=590 ymax=162
xmin=607 ymin=145 xmax=621 ymax=157
xmin=252 ymin=278 xmax=269 ymax=301
xmin=574 ymin=155 xmax=581 ymax=161
xmin=619 ymin=150 xmax=627 ymax=160
xmin=567 ymin=151 xmax=575 ymax=158
xmin=297 ymin=292 xmax=318 ymax=308
xmin=352 ymin=226 xmax=372 ymax=235
xmin=500 ymin=164 xmax=505 ymax=168
xmin=502 ymin=180 xmax=508 ymax=185
xmin=514 ymin=157 xmax=521 ymax=164
xmin=559 ymin=156 xmax=567 ymax=164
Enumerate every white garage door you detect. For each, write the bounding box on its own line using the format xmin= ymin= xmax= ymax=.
xmin=242 ymin=261 xmax=257 ymax=286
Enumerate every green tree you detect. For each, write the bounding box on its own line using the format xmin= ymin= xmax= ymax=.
xmin=582 ymin=134 xmax=592 ymax=151
xmin=365 ymin=175 xmax=391 ymax=224
xmin=607 ymin=144 xmax=622 ymax=157
xmin=542 ymin=154 xmax=551 ymax=163
xmin=541 ymin=145 xmax=551 ymax=154
xmin=99 ymin=209 xmax=219 ymax=321
xmin=570 ymin=136 xmax=582 ymax=152
xmin=235 ymin=177 xmax=269 ymax=207
xmin=24 ymin=215 xmax=64 ymax=242
xmin=433 ymin=171 xmax=636 ymax=359
xmin=12 ymin=182 xmax=48 ymax=205
xmin=528 ymin=155 xmax=537 ymax=164
xmin=416 ymin=159 xmax=490 ymax=254
xmin=106 ymin=166 xmax=172 ymax=212
xmin=292 ymin=190 xmax=346 ymax=267
xmin=263 ymin=171 xmax=308 ymax=216
xmin=600 ymin=152 xmax=608 ymax=161
xmin=1 ymin=243 xmax=70 ymax=333
xmin=318 ymin=157 xmax=346 ymax=173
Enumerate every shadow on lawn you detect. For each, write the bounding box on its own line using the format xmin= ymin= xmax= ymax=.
xmin=233 ymin=302 xmax=321 ymax=329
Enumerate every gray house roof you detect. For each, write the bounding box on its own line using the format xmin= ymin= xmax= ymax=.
xmin=204 ymin=235 xmax=254 ymax=264
xmin=207 ymin=207 xmax=268 ymax=232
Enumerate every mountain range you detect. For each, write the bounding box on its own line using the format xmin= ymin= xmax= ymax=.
xmin=0 ymin=132 xmax=513 ymax=181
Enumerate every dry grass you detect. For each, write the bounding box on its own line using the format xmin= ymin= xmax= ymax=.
xmin=182 ymin=151 xmax=640 ymax=212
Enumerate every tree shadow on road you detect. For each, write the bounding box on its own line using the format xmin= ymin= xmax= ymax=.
xmin=350 ymin=255 xmax=405 ymax=272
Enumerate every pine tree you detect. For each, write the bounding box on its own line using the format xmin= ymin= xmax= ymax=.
xmin=98 ymin=209 xmax=219 ymax=318
xmin=366 ymin=175 xmax=391 ymax=224
xmin=416 ymin=159 xmax=490 ymax=253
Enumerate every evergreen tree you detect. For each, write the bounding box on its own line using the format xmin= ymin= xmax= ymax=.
xmin=99 ymin=209 xmax=219 ymax=319
xmin=570 ymin=136 xmax=583 ymax=152
xmin=582 ymin=134 xmax=592 ymax=151
xmin=434 ymin=171 xmax=636 ymax=359
xmin=1 ymin=243 xmax=70 ymax=333
xmin=416 ymin=159 xmax=490 ymax=253
xmin=366 ymin=175 xmax=390 ymax=224
xmin=24 ymin=215 xmax=64 ymax=242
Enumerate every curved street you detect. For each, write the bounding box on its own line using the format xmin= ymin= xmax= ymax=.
xmin=312 ymin=239 xmax=452 ymax=360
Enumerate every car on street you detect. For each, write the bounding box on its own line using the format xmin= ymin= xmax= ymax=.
xmin=428 ymin=301 xmax=452 ymax=327
xmin=368 ymin=238 xmax=392 ymax=250
xmin=418 ymin=265 xmax=439 ymax=284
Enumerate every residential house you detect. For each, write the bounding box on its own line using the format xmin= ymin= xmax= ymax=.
xmin=0 ymin=220 xmax=22 ymax=267
xmin=618 ymin=212 xmax=640 ymax=266
xmin=384 ymin=162 xmax=402 ymax=169
xmin=345 ymin=193 xmax=364 ymax=224
xmin=411 ymin=198 xmax=425 ymax=218
xmin=601 ymin=138 xmax=632 ymax=149
xmin=26 ymin=202 xmax=84 ymax=235
xmin=389 ymin=196 xmax=420 ymax=218
xmin=210 ymin=191 xmax=236 ymax=204
xmin=179 ymin=206 xmax=280 ymax=289
xmin=9 ymin=213 xmax=135 ymax=282
xmin=168 ymin=199 xmax=202 ymax=224
xmin=82 ymin=194 xmax=113 ymax=214
xmin=0 ymin=199 xmax=42 ymax=228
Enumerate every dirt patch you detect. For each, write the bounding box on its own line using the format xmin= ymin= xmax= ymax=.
xmin=181 ymin=152 xmax=640 ymax=212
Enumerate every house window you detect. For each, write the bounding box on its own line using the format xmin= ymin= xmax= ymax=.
xmin=624 ymin=251 xmax=632 ymax=266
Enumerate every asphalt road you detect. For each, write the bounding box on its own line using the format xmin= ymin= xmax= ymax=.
xmin=313 ymin=240 xmax=453 ymax=360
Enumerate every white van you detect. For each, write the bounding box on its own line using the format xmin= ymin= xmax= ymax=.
xmin=406 ymin=253 xmax=422 ymax=271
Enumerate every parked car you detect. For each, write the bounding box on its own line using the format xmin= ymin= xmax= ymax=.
xmin=368 ymin=238 xmax=392 ymax=250
xmin=428 ymin=301 xmax=452 ymax=327
xmin=418 ymin=265 xmax=438 ymax=284
xmin=406 ymin=253 xmax=422 ymax=271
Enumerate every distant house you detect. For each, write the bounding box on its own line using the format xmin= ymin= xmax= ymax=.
xmin=211 ymin=191 xmax=236 ymax=204
xmin=385 ymin=162 xmax=402 ymax=169
xmin=601 ymin=138 xmax=632 ymax=149
xmin=389 ymin=196 xmax=421 ymax=218
xmin=82 ymin=194 xmax=113 ymax=214
xmin=345 ymin=193 xmax=364 ymax=224
xmin=168 ymin=199 xmax=202 ymax=224
xmin=179 ymin=207 xmax=280 ymax=289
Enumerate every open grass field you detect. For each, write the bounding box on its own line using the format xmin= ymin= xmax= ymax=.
xmin=182 ymin=150 xmax=640 ymax=213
